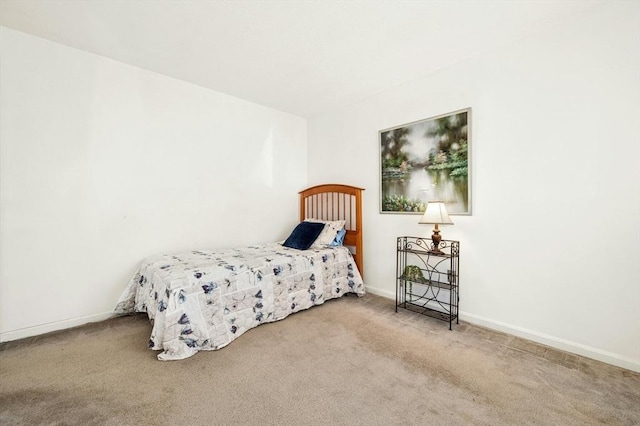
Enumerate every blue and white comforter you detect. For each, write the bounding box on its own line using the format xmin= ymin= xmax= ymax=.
xmin=115 ymin=243 xmax=365 ymax=360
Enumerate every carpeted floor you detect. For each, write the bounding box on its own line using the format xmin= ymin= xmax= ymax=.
xmin=1 ymin=294 xmax=638 ymax=425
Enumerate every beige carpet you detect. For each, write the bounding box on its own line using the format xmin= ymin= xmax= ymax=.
xmin=1 ymin=294 xmax=638 ymax=425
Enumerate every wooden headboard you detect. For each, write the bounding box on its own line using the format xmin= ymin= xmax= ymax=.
xmin=299 ymin=184 xmax=364 ymax=278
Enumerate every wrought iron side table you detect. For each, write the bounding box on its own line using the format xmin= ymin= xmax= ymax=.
xmin=396 ymin=237 xmax=460 ymax=329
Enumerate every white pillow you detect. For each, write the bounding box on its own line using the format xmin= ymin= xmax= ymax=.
xmin=305 ymin=219 xmax=346 ymax=247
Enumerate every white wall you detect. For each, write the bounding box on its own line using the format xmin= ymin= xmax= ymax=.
xmin=0 ymin=27 xmax=307 ymax=340
xmin=308 ymin=3 xmax=640 ymax=371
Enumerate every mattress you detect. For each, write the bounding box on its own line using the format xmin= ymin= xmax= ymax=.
xmin=115 ymin=242 xmax=365 ymax=360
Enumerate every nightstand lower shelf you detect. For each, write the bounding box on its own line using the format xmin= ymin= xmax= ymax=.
xmin=399 ymin=302 xmax=454 ymax=322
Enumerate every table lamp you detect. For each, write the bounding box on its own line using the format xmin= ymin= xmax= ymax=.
xmin=418 ymin=201 xmax=453 ymax=254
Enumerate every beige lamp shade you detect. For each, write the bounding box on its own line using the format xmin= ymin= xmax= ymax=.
xmin=418 ymin=201 xmax=454 ymax=225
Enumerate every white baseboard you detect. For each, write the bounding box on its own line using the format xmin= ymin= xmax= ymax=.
xmin=365 ymin=285 xmax=640 ymax=373
xmin=461 ymin=311 xmax=640 ymax=373
xmin=365 ymin=285 xmax=395 ymax=299
xmin=0 ymin=311 xmax=116 ymax=343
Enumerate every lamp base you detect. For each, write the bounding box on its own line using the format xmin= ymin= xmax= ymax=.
xmin=430 ymin=225 xmax=443 ymax=255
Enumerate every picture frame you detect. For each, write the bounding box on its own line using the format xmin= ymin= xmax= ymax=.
xmin=380 ymin=108 xmax=471 ymax=215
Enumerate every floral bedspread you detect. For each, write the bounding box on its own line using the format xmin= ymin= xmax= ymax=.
xmin=114 ymin=243 xmax=365 ymax=360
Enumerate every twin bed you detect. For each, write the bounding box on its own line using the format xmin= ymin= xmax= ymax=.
xmin=115 ymin=184 xmax=365 ymax=360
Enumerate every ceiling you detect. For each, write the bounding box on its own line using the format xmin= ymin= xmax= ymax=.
xmin=0 ymin=0 xmax=601 ymax=118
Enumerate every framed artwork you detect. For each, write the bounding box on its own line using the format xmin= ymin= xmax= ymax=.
xmin=380 ymin=108 xmax=471 ymax=215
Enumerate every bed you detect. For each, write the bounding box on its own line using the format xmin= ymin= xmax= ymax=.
xmin=114 ymin=184 xmax=365 ymax=360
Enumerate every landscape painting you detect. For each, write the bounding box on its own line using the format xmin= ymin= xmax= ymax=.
xmin=380 ymin=108 xmax=470 ymax=214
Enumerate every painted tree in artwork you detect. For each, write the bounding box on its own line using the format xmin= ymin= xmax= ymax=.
xmin=426 ymin=112 xmax=468 ymax=177
xmin=381 ymin=126 xmax=426 ymax=212
xmin=381 ymin=127 xmax=410 ymax=169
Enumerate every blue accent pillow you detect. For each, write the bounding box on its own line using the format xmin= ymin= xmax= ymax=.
xmin=282 ymin=221 xmax=325 ymax=250
xmin=330 ymin=228 xmax=347 ymax=246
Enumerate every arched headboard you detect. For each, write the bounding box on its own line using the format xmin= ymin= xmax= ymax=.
xmin=299 ymin=184 xmax=364 ymax=278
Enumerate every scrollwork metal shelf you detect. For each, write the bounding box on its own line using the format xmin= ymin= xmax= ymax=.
xmin=396 ymin=237 xmax=460 ymax=329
